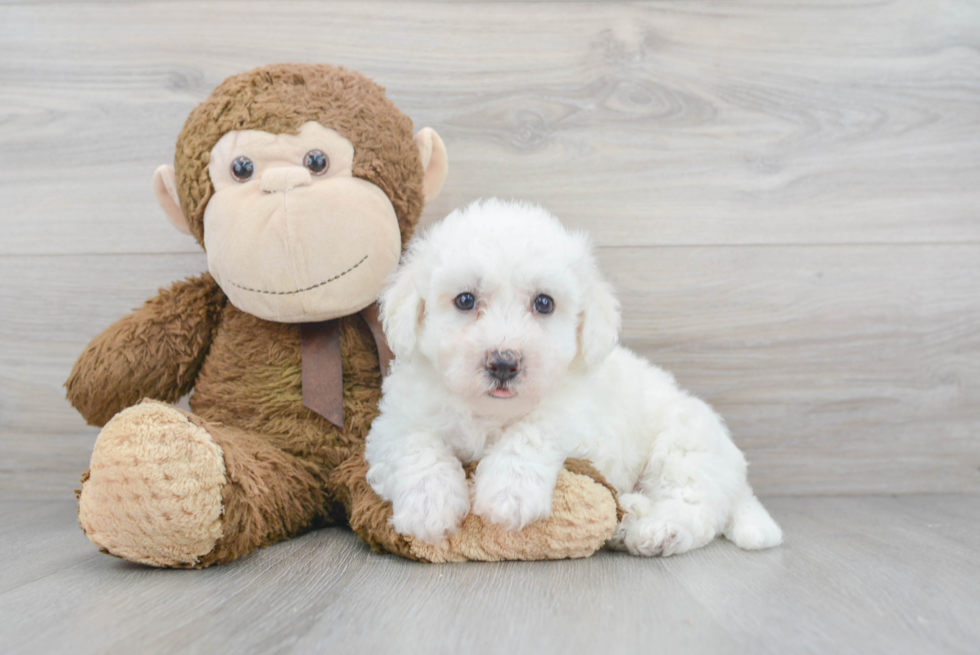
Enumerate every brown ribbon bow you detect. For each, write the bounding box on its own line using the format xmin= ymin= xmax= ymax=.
xmin=300 ymin=302 xmax=393 ymax=428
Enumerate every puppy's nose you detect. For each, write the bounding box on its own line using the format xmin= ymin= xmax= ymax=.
xmin=486 ymin=350 xmax=521 ymax=383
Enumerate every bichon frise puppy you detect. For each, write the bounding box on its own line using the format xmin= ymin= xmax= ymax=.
xmin=365 ymin=198 xmax=782 ymax=556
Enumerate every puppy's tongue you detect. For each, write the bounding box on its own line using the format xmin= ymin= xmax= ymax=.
xmin=490 ymin=388 xmax=515 ymax=399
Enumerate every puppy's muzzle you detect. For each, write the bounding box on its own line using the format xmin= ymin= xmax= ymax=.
xmin=486 ymin=350 xmax=521 ymax=383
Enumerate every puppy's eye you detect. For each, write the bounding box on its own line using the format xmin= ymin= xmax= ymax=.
xmin=454 ymin=292 xmax=476 ymax=311
xmin=533 ymin=294 xmax=555 ymax=314
xmin=231 ymin=156 xmax=254 ymax=182
xmin=304 ymin=149 xmax=329 ymax=176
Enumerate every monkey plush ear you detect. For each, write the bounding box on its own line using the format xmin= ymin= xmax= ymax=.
xmin=152 ymin=165 xmax=192 ymax=235
xmin=414 ymin=128 xmax=448 ymax=204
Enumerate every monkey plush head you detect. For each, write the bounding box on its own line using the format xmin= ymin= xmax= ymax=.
xmin=151 ymin=64 xmax=447 ymax=322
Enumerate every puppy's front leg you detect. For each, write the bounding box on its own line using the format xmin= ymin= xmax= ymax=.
xmin=471 ymin=424 xmax=566 ymax=531
xmin=366 ymin=432 xmax=470 ymax=545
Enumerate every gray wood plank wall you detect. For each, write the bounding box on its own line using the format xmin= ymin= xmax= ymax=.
xmin=1 ymin=0 xmax=978 ymax=499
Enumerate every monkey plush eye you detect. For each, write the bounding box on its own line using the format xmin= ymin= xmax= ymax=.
xmin=533 ymin=294 xmax=555 ymax=314
xmin=454 ymin=292 xmax=476 ymax=311
xmin=304 ymin=149 xmax=330 ymax=175
xmin=230 ymin=156 xmax=254 ymax=182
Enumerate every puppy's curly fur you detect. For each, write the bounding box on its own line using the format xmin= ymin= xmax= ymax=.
xmin=366 ymin=199 xmax=782 ymax=555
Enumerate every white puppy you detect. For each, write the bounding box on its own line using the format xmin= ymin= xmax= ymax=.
xmin=365 ymin=199 xmax=782 ymax=556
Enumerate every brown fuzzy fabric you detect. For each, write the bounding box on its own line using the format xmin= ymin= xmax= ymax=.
xmin=175 ymin=63 xmax=425 ymax=248
xmin=66 ymin=273 xmax=226 ymax=428
xmin=187 ymin=416 xmax=331 ymax=568
xmin=188 ymin=304 xmax=382 ymax=516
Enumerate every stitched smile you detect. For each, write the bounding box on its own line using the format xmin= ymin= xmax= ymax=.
xmin=228 ymin=255 xmax=368 ymax=295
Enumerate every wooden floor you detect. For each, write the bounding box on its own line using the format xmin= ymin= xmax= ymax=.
xmin=1 ymin=495 xmax=978 ymax=655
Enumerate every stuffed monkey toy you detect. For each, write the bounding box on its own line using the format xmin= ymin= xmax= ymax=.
xmin=66 ymin=64 xmax=619 ymax=567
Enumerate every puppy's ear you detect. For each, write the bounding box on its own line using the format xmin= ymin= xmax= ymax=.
xmin=381 ymin=262 xmax=425 ymax=360
xmin=577 ymin=257 xmax=622 ymax=368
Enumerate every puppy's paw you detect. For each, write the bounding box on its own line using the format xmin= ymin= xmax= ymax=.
xmin=726 ymin=495 xmax=783 ymax=550
xmin=727 ymin=510 xmax=783 ymax=550
xmin=607 ymin=493 xmax=652 ymax=551
xmin=471 ymin=469 xmax=554 ymax=531
xmin=390 ymin=474 xmax=470 ymax=545
xmin=729 ymin=521 xmax=781 ymax=550
xmin=622 ymin=517 xmax=697 ymax=557
xmin=618 ymin=497 xmax=709 ymax=557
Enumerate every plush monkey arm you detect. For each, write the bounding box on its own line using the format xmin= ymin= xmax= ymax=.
xmin=339 ymin=454 xmax=621 ymax=562
xmin=66 ymin=273 xmax=226 ymax=427
xmin=409 ymin=459 xmax=622 ymax=562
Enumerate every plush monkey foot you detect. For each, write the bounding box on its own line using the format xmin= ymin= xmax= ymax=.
xmin=78 ymin=401 xmax=227 ymax=567
xmin=407 ymin=460 xmax=621 ymax=563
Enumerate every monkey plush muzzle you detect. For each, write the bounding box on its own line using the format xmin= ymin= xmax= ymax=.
xmin=202 ymin=122 xmax=403 ymax=323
